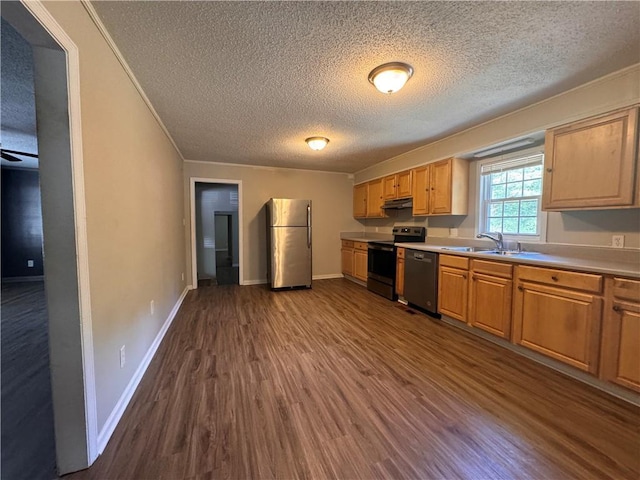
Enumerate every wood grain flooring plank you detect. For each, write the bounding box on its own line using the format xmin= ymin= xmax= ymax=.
xmin=65 ymin=279 xmax=639 ymax=480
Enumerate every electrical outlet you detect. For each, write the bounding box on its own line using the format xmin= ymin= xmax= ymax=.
xmin=612 ymin=235 xmax=625 ymax=248
xmin=27 ymin=260 xmax=34 ymax=267
xmin=181 ymin=272 xmax=184 ymax=282
xmin=449 ymin=228 xmax=459 ymax=237
xmin=120 ymin=345 xmax=125 ymax=368
xmin=150 ymin=300 xmax=155 ymax=315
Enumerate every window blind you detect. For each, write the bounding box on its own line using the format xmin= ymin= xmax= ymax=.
xmin=480 ymin=153 xmax=544 ymax=175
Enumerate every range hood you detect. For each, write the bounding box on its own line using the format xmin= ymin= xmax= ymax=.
xmin=381 ymin=197 xmax=413 ymax=210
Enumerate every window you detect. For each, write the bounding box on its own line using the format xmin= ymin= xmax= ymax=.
xmin=478 ymin=151 xmax=545 ymax=239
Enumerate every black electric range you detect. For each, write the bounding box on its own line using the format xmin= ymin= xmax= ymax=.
xmin=367 ymin=226 xmax=426 ymax=300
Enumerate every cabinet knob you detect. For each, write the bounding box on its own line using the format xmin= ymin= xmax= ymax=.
xmin=551 ymin=275 xmax=559 ymax=281
xmin=613 ymin=305 xmax=621 ymax=312
xmin=472 ymin=275 xmax=477 ymax=281
xmin=518 ymin=285 xmax=524 ymax=291
xmin=546 ymin=168 xmax=553 ymax=173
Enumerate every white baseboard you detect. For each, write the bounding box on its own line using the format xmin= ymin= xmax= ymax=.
xmin=96 ymin=286 xmax=190 ymax=453
xmin=312 ymin=273 xmax=343 ymax=280
xmin=242 ymin=274 xmax=342 ymax=285
xmin=242 ymin=278 xmax=268 ymax=285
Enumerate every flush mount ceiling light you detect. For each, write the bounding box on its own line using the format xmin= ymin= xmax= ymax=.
xmin=368 ymin=62 xmax=414 ymax=94
xmin=305 ymin=136 xmax=329 ymax=151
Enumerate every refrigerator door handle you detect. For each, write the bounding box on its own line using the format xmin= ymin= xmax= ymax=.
xmin=307 ymin=204 xmax=312 ymax=248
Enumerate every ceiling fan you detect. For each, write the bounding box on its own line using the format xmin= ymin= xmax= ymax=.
xmin=0 ymin=149 xmax=38 ymax=162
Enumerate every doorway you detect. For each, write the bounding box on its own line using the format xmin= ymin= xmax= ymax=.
xmin=192 ymin=180 xmax=242 ymax=287
xmin=1 ymin=1 xmax=98 ymax=475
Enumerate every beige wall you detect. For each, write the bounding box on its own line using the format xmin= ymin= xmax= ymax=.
xmin=355 ymin=65 xmax=640 ymax=249
xmin=184 ymin=161 xmax=361 ymax=285
xmin=43 ymin=2 xmax=186 ymax=432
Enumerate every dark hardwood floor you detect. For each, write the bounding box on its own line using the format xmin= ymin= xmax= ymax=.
xmin=67 ymin=279 xmax=639 ymax=479
xmin=1 ymin=281 xmax=57 ymax=480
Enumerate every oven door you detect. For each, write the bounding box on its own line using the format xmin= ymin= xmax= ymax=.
xmin=367 ymin=243 xmax=396 ymax=285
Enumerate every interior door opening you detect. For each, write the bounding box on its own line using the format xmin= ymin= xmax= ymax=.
xmin=1 ymin=2 xmax=98 ymax=474
xmin=194 ymin=182 xmax=240 ymax=287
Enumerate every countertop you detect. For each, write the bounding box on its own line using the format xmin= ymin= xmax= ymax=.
xmin=340 ymin=232 xmax=393 ymax=243
xmin=398 ymin=242 xmax=640 ymax=279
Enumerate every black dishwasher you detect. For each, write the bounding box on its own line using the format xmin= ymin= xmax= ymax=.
xmin=404 ymin=250 xmax=439 ymax=317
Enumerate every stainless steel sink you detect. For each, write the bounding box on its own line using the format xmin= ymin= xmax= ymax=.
xmin=481 ymin=250 xmax=541 ymax=256
xmin=439 ymin=246 xmax=494 ymax=252
xmin=438 ymin=246 xmax=541 ymax=256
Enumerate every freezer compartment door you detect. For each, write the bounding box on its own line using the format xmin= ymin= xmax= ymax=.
xmin=270 ymin=226 xmax=312 ymax=288
xmin=267 ymin=199 xmax=311 ymax=227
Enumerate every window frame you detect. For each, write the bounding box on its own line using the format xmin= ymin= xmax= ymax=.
xmin=476 ymin=146 xmax=547 ymax=243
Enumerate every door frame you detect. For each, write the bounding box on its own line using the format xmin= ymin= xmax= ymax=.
xmin=17 ymin=0 xmax=99 ymax=468
xmin=190 ymin=178 xmax=243 ymax=287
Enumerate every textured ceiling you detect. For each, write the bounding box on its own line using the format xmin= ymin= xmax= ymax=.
xmin=90 ymin=1 xmax=640 ymax=173
xmin=1 ymin=18 xmax=39 ymax=168
xmin=5 ymin=2 xmax=640 ymax=174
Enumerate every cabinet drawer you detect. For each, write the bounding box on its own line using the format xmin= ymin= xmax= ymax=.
xmin=516 ymin=265 xmax=602 ymax=293
xmin=612 ymin=277 xmax=640 ymax=302
xmin=397 ymin=247 xmax=405 ymax=259
xmin=342 ymin=240 xmax=354 ymax=248
xmin=439 ymin=254 xmax=469 ymax=270
xmin=471 ymin=259 xmax=513 ymax=279
xmin=354 ymin=241 xmax=368 ymax=251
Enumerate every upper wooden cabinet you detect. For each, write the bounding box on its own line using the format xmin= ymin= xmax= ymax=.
xmin=543 ymin=106 xmax=639 ymax=211
xmin=353 ymin=179 xmax=387 ymax=219
xmin=353 ymin=183 xmax=368 ymax=218
xmin=366 ymin=178 xmax=385 ymax=218
xmin=412 ymin=165 xmax=430 ymax=215
xmin=383 ymin=170 xmax=412 ymax=200
xmin=412 ymin=158 xmax=469 ymax=216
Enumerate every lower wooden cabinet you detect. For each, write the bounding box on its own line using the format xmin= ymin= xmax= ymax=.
xmin=433 ymin=253 xmax=639 ymax=394
xmin=600 ymin=277 xmax=640 ymax=392
xmin=438 ymin=255 xmax=469 ymax=321
xmin=353 ymin=247 xmax=368 ymax=282
xmin=395 ymin=248 xmax=405 ymax=296
xmin=341 ymin=241 xmax=354 ymax=276
xmin=469 ymin=260 xmax=513 ymax=339
xmin=342 ymin=240 xmax=368 ymax=282
xmin=512 ymin=266 xmax=603 ymax=374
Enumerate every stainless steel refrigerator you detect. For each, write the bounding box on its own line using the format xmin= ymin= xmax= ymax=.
xmin=265 ymin=198 xmax=312 ymax=289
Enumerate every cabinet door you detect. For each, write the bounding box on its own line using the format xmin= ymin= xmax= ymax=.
xmin=438 ymin=266 xmax=468 ymax=321
xmin=353 ymin=183 xmax=367 ymax=218
xmin=383 ymin=175 xmax=397 ymax=200
xmin=469 ymin=273 xmax=512 ymax=338
xmin=513 ymin=282 xmax=602 ymax=374
xmin=430 ymin=158 xmax=453 ymax=214
xmin=366 ymin=178 xmax=385 ymax=218
xmin=396 ymin=170 xmax=412 ymax=198
xmin=396 ymin=258 xmax=405 ymax=296
xmin=543 ymin=107 xmax=639 ymax=210
xmin=353 ymin=249 xmax=368 ymax=281
xmin=600 ymin=299 xmax=640 ymax=392
xmin=412 ymin=165 xmax=430 ymax=216
xmin=341 ymin=247 xmax=354 ymax=276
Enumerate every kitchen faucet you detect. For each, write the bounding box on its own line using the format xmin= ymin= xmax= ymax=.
xmin=476 ymin=232 xmax=504 ymax=251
